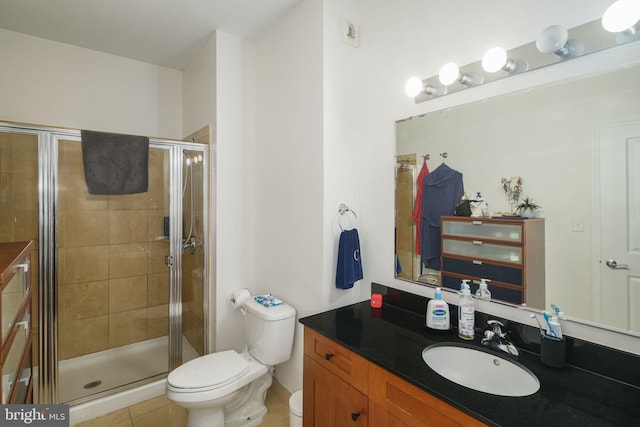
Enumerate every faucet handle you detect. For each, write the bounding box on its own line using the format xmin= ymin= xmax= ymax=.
xmin=487 ymin=320 xmax=506 ymax=336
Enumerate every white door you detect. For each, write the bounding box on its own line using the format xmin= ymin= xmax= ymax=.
xmin=596 ymin=121 xmax=640 ymax=332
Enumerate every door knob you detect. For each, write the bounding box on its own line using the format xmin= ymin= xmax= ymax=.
xmin=605 ymin=259 xmax=629 ymax=270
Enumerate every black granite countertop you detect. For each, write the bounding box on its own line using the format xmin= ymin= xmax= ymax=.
xmin=299 ymin=299 xmax=640 ymax=427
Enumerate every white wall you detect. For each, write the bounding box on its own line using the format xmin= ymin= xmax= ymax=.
xmin=0 ymin=28 xmax=182 ymax=138
xmin=254 ymin=0 xmax=324 ymax=392
xmin=250 ymin=0 xmax=640 ymax=392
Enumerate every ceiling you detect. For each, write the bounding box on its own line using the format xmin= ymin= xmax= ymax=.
xmin=0 ymin=0 xmax=300 ymax=69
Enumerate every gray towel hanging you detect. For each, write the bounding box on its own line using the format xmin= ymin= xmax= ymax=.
xmin=81 ymin=130 xmax=149 ymax=195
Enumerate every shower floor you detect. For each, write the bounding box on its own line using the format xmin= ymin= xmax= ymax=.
xmin=58 ymin=336 xmax=198 ymax=403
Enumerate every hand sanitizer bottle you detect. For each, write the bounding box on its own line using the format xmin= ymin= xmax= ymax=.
xmin=475 ymin=278 xmax=492 ymax=301
xmin=426 ymin=287 xmax=450 ymax=331
xmin=458 ymin=280 xmax=475 ymax=340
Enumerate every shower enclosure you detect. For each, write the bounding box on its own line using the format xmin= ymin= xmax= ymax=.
xmin=0 ymin=122 xmax=208 ymax=404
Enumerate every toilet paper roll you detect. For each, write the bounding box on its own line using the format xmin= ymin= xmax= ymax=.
xmin=230 ymin=289 xmax=251 ymax=309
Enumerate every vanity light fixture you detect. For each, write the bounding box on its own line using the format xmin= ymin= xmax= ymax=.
xmin=602 ymin=0 xmax=640 ymax=42
xmin=438 ymin=62 xmax=483 ymax=86
xmin=404 ymin=76 xmax=447 ymax=97
xmin=481 ymin=47 xmax=528 ymax=73
xmin=536 ymin=25 xmax=584 ymax=58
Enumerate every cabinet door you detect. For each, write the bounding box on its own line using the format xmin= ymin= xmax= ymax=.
xmin=304 ymin=355 xmax=368 ymax=427
xmin=368 ymin=364 xmax=486 ymax=427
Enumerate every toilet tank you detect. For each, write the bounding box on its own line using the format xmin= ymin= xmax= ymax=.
xmin=244 ymin=298 xmax=296 ymax=366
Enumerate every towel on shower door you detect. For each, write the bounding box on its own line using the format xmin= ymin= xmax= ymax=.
xmin=336 ymin=229 xmax=363 ymax=289
xmin=81 ymin=129 xmax=149 ymax=195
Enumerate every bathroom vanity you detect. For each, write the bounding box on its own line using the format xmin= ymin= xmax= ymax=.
xmin=0 ymin=240 xmax=34 ymax=404
xmin=299 ymin=284 xmax=640 ymax=426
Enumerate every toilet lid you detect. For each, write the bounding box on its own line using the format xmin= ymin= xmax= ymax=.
xmin=167 ymin=350 xmax=249 ymax=390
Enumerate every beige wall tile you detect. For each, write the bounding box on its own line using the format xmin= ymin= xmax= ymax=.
xmin=147 ymin=177 xmax=165 ymax=210
xmin=109 ymin=276 xmax=148 ymax=313
xmin=0 ymin=172 xmax=14 ymax=208
xmin=109 ymin=210 xmax=147 ymax=244
xmin=14 ymin=171 xmax=38 ymax=211
xmin=147 ymin=273 xmax=169 ymax=306
xmin=147 ymin=304 xmax=168 ymax=338
xmin=109 ymin=243 xmax=147 ymax=279
xmin=65 ymin=245 xmax=109 ymax=283
xmin=147 ymin=241 xmax=168 ymax=274
xmin=13 ymin=134 xmax=38 ymax=173
xmin=60 ymin=140 xmax=84 ymax=175
xmin=13 ymin=209 xmax=38 ymax=241
xmin=0 ymin=209 xmax=14 ymax=241
xmin=59 ymin=280 xmax=109 ymax=321
xmin=0 ymin=136 xmax=14 ymax=172
xmin=65 ymin=210 xmax=109 ymax=247
xmin=62 ymin=172 xmax=109 ymax=211
xmin=59 ymin=315 xmax=109 ymax=360
xmin=108 ymin=192 xmax=148 ymax=211
xmin=109 ymin=309 xmax=147 ymax=347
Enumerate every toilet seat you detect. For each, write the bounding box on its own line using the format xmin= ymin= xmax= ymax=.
xmin=167 ymin=350 xmax=249 ymax=392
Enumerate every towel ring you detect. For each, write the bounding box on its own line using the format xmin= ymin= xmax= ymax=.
xmin=338 ymin=203 xmax=358 ymax=231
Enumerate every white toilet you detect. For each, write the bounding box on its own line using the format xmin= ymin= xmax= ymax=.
xmin=166 ymin=297 xmax=296 ymax=427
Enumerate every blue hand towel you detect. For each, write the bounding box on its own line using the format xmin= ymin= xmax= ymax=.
xmin=336 ymin=229 xmax=363 ymax=289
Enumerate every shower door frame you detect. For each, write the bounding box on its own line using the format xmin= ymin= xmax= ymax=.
xmin=0 ymin=122 xmax=208 ymax=404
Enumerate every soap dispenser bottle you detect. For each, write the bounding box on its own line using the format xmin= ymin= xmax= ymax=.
xmin=475 ymin=278 xmax=492 ymax=301
xmin=426 ymin=287 xmax=450 ymax=331
xmin=458 ymin=280 xmax=475 ymax=340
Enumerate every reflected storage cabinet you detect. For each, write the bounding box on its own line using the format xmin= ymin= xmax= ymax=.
xmin=0 ymin=240 xmax=34 ymax=404
xmin=303 ymin=327 xmax=486 ymax=426
xmin=440 ymin=216 xmax=545 ymax=307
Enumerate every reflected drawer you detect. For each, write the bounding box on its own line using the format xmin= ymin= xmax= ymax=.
xmin=442 ymin=257 xmax=522 ymax=286
xmin=442 ymin=220 xmax=523 ymax=242
xmin=443 ymin=239 xmax=522 ymax=264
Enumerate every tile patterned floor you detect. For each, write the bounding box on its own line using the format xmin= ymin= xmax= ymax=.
xmin=72 ymin=389 xmax=289 ymax=427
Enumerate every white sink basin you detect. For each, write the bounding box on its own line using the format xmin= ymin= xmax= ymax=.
xmin=422 ymin=343 xmax=540 ymax=397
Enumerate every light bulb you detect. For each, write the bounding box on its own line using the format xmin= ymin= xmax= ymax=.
xmin=536 ymin=25 xmax=569 ymax=54
xmin=405 ymin=76 xmax=424 ymax=97
xmin=602 ymin=0 xmax=640 ymax=33
xmin=439 ymin=63 xmax=460 ymax=86
xmin=482 ymin=47 xmax=508 ymax=73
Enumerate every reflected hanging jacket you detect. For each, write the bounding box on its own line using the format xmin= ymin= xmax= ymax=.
xmin=412 ymin=158 xmax=429 ymax=255
xmin=420 ymin=164 xmax=464 ymax=270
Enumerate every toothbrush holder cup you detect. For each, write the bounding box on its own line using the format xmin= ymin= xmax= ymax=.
xmin=540 ymin=332 xmax=566 ymax=369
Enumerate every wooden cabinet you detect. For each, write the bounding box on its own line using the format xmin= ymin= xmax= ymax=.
xmin=1 ymin=240 xmax=34 ymax=404
xmin=303 ymin=327 xmax=487 ymax=427
xmin=303 ymin=327 xmax=368 ymax=426
xmin=440 ymin=216 xmax=545 ymax=307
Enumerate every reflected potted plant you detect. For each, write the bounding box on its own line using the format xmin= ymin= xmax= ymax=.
xmin=516 ymin=197 xmax=541 ymax=218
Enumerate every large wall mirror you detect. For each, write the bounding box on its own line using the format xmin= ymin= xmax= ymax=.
xmin=395 ymin=28 xmax=640 ymax=337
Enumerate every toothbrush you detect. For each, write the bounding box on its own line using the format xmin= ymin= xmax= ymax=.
xmin=543 ymin=311 xmax=556 ymax=337
xmin=530 ymin=314 xmax=545 ymax=335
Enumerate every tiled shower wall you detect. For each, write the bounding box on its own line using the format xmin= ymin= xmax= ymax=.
xmin=2 ymin=131 xmax=205 ymax=363
xmin=57 ymin=140 xmax=170 ymax=360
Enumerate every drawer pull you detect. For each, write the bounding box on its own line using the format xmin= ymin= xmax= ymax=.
xmin=325 ymin=353 xmax=334 ymax=361
xmin=472 ymin=260 xmax=483 ymax=265
xmin=351 ymin=412 xmax=361 ymax=422
xmin=472 ymin=240 xmax=483 ymax=245
xmin=472 ymin=221 xmax=483 ymax=225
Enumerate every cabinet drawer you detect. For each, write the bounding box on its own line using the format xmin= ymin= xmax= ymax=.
xmin=442 ymin=275 xmax=524 ymax=304
xmin=442 ymin=257 xmax=522 ymax=286
xmin=2 ymin=264 xmax=29 ymax=343
xmin=443 ymin=219 xmax=522 ymax=243
xmin=443 ymin=239 xmax=522 ymax=264
xmin=304 ymin=327 xmax=368 ymax=393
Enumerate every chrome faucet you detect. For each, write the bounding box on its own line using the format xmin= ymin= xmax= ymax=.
xmin=481 ymin=320 xmax=519 ymax=356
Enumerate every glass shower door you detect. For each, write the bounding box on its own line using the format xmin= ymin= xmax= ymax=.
xmin=56 ymin=138 xmax=172 ymax=402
